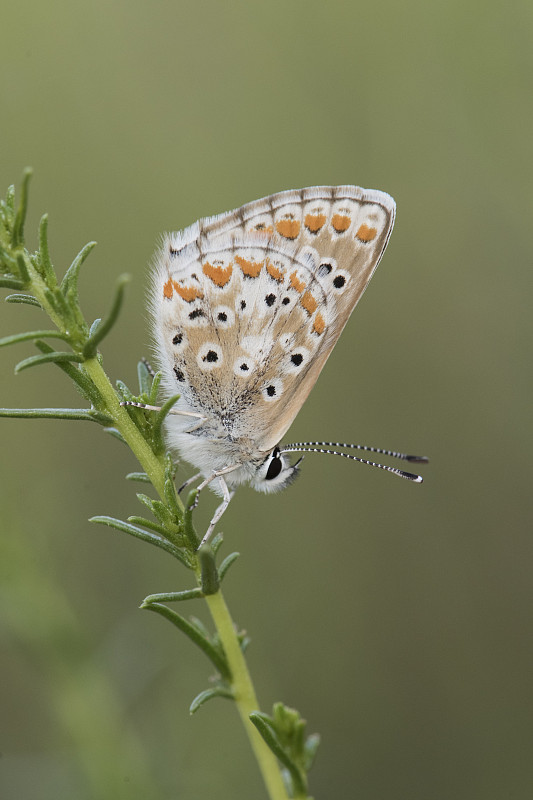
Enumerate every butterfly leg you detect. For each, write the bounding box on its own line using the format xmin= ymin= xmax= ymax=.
xmin=185 ymin=466 xmax=239 ymax=548
xmin=199 ymin=478 xmax=235 ymax=548
xmin=177 ymin=472 xmax=202 ymax=495
xmin=120 ymin=400 xmax=207 ymax=425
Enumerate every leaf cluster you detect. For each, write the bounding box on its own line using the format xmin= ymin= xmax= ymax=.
xmin=251 ymin=703 xmax=320 ymax=799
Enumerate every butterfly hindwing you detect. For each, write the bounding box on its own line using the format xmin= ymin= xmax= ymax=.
xmin=152 ymin=234 xmax=330 ymax=450
xmin=152 ymin=186 xmax=395 ymax=451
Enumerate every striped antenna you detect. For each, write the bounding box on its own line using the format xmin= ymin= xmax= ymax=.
xmin=280 ymin=441 xmax=428 ymax=483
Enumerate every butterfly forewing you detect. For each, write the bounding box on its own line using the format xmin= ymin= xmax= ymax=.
xmin=152 ymin=186 xmax=395 ymax=452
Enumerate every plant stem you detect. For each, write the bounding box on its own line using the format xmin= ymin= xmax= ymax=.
xmin=84 ymin=356 xmax=290 ymax=799
xmin=82 ymin=356 xmax=168 ymax=499
xmin=205 ymin=590 xmax=290 ymax=800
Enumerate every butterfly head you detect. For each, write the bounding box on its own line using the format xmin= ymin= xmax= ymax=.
xmin=251 ymin=446 xmax=303 ymax=494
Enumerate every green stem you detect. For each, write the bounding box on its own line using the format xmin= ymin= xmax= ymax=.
xmin=205 ymin=590 xmax=290 ymax=800
xmin=82 ymin=357 xmax=168 ymax=500
xmin=85 ymin=357 xmax=289 ymax=797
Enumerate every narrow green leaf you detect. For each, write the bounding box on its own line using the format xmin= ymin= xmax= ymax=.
xmin=136 ymin=492 xmax=157 ymax=513
xmin=12 ymin=168 xmax=32 ymax=248
xmin=0 ymin=330 xmax=70 ymax=348
xmin=0 ymin=407 xmax=107 ymax=422
xmin=49 ymin=286 xmax=70 ymax=317
xmin=184 ymin=489 xmax=200 ymax=550
xmin=152 ymin=393 xmax=181 ymax=451
xmin=87 ymin=409 xmax=115 ymax=425
xmin=125 ymin=472 xmax=151 ymax=483
xmin=5 ymin=293 xmax=41 ymax=307
xmin=43 ymin=287 xmax=60 ymax=314
xmin=249 ymin=713 xmax=307 ymax=797
xmin=190 ymin=687 xmax=234 ymax=715
xmin=0 ymin=277 xmax=23 ymax=290
xmin=103 ymin=426 xmax=127 ymax=443
xmin=137 ymin=494 xmax=174 ymax=527
xmin=14 ymin=351 xmax=83 ymax=373
xmin=210 ymin=531 xmax=224 ymax=556
xmin=38 ymin=214 xmax=55 ymax=283
xmin=137 ymin=359 xmax=153 ymax=395
xmin=148 ymin=371 xmax=162 ymax=403
xmin=60 ymin=240 xmax=97 ymax=297
xmin=89 ymin=318 xmax=101 ymax=337
xmin=82 ymin=273 xmax=130 ymax=358
xmin=304 ymin=734 xmax=321 ymax=771
xmin=198 ymin=545 xmax=220 ymax=595
xmin=142 ymin=603 xmax=230 ymax=679
xmin=89 ymin=516 xmax=189 ymax=564
xmin=142 ymin=588 xmax=203 ymax=604
xmin=127 ymin=515 xmax=170 ymax=538
xmin=0 ymin=243 xmax=18 ymax=270
xmin=15 ymin=253 xmax=31 ymax=285
xmin=164 ymin=452 xmax=176 ymax=481
xmin=115 ymin=379 xmax=134 ymax=401
xmin=33 ymin=340 xmax=102 ymax=405
xmin=219 ymin=552 xmax=240 ymax=582
xmin=163 ymin=469 xmax=183 ymax=521
xmin=4 ymin=183 xmax=15 ymax=215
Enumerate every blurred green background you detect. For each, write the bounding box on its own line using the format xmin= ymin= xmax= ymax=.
xmin=1 ymin=1 xmax=532 ymax=798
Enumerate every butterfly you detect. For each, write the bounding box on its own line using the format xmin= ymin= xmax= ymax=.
xmin=128 ymin=186 xmax=426 ymax=546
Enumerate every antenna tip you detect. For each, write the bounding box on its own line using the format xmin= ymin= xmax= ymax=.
xmin=400 ymin=471 xmax=424 ymax=483
xmin=405 ymin=455 xmax=429 ymax=464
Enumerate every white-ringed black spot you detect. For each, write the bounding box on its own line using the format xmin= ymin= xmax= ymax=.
xmin=265 ymin=293 xmax=276 ymax=307
xmin=333 ymin=275 xmax=346 ymax=289
xmin=197 ymin=343 xmax=223 ymax=371
xmin=172 ymin=332 xmax=183 ymax=345
xmin=318 ymin=262 xmax=333 ymax=277
xmin=233 ymin=355 xmax=255 ymax=376
xmin=262 ymin=378 xmax=282 ymax=401
xmin=217 ymin=311 xmax=227 ymax=322
xmin=291 ymin=353 xmax=303 ymax=366
xmin=189 ymin=308 xmax=205 ymax=320
xmin=173 ymin=366 xmax=185 ymax=382
xmin=282 ymin=297 xmax=290 ymax=305
xmin=240 ymin=300 xmax=246 ymax=310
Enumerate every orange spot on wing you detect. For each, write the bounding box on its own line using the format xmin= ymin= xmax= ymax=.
xmin=202 ymin=261 xmax=233 ymax=287
xmin=300 ymin=291 xmax=317 ymax=315
xmin=331 ymin=214 xmax=351 ymax=233
xmin=163 ymin=279 xmax=174 ymax=299
xmin=266 ymin=260 xmax=284 ymax=282
xmin=356 ymin=223 xmax=377 ymax=242
xmin=304 ymin=213 xmax=326 ymax=233
xmin=312 ymin=313 xmax=325 ymax=335
xmin=289 ymin=271 xmax=306 ymax=293
xmin=276 ymin=219 xmax=301 ymax=239
xmin=235 ymin=254 xmax=263 ymax=278
xmin=173 ymin=281 xmax=204 ymax=303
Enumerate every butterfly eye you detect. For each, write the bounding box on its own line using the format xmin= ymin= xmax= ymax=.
xmin=265 ymin=449 xmax=283 ymax=481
